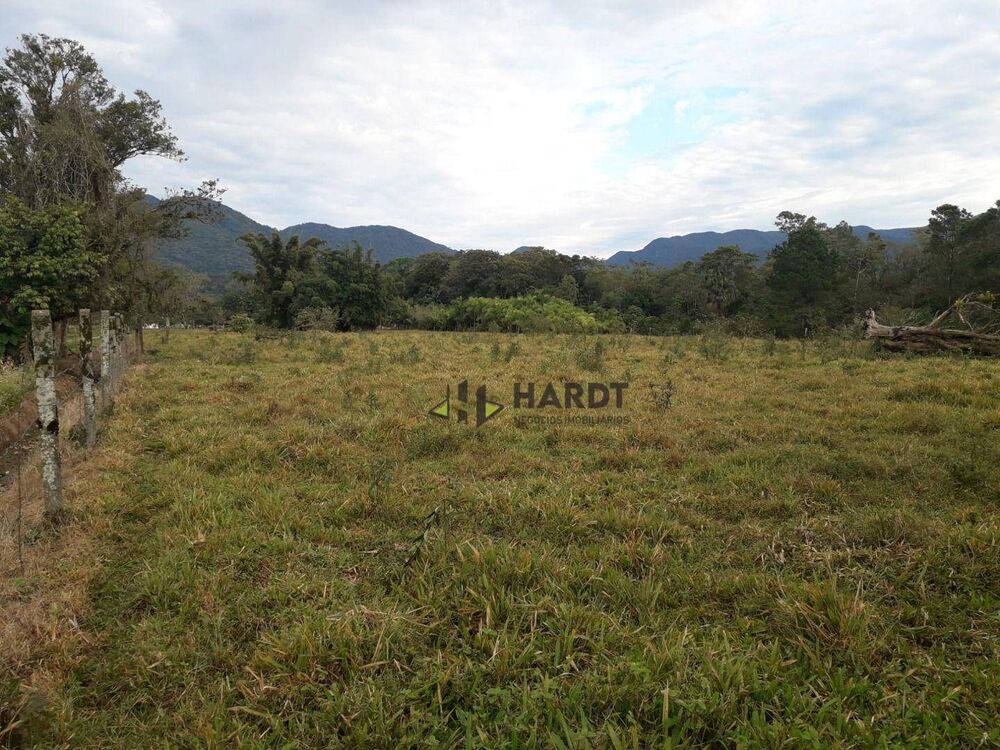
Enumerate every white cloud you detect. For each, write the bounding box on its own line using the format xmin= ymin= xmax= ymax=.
xmin=2 ymin=0 xmax=998 ymax=255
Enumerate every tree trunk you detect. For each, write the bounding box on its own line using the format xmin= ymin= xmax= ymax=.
xmin=865 ymin=310 xmax=1000 ymax=356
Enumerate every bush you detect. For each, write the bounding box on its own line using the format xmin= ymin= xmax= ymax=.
xmin=442 ymin=294 xmax=605 ymax=334
xmin=294 ymin=307 xmax=340 ymax=332
xmin=575 ymin=339 xmax=606 ymax=371
xmin=408 ymin=303 xmax=450 ymax=331
xmin=699 ymin=321 xmax=731 ymax=361
xmin=228 ymin=313 xmax=254 ymax=333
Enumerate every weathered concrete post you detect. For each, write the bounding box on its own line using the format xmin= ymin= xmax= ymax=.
xmin=98 ymin=310 xmax=111 ymax=409
xmin=113 ymin=314 xmax=122 ymax=390
xmin=79 ymin=308 xmax=97 ymax=448
xmin=116 ymin=314 xmax=125 ymax=380
xmin=165 ymin=316 xmax=170 ymax=343
xmin=31 ymin=310 xmax=64 ymax=516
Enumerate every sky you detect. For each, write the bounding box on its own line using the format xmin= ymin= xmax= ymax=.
xmin=2 ymin=0 xmax=999 ymax=256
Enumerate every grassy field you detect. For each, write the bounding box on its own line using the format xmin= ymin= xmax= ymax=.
xmin=5 ymin=329 xmax=1000 ymax=747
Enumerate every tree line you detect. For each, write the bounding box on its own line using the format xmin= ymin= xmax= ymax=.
xmin=225 ymin=203 xmax=1000 ymax=336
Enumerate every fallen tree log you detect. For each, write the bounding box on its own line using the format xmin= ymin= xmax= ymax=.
xmin=865 ymin=309 xmax=1000 ymax=356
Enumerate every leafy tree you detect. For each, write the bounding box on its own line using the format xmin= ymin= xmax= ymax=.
xmin=553 ymin=274 xmax=579 ymax=303
xmin=0 ymin=196 xmax=102 ymax=355
xmin=843 ymin=232 xmax=888 ymax=313
xmin=696 ymin=245 xmax=757 ymax=317
xmin=764 ymin=215 xmax=845 ymax=335
xmin=239 ymin=232 xmax=323 ymax=328
xmin=0 ymin=34 xmax=219 ymax=343
xmin=927 ymin=204 xmax=973 ymax=306
xmin=497 ymin=248 xmax=572 ymax=297
xmin=0 ymin=34 xmax=179 ymax=208
xmin=774 ymin=211 xmax=827 ymax=234
xmin=239 ymin=235 xmax=389 ymax=331
xmin=405 ymin=252 xmax=452 ymax=302
xmin=440 ymin=250 xmax=502 ymax=300
xmin=315 ymin=242 xmax=387 ymax=330
xmin=961 ymin=200 xmax=1000 ymax=294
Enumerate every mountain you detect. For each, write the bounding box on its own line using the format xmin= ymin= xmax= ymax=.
xmin=153 ymin=199 xmax=273 ymax=281
xmin=606 ymin=226 xmax=920 ymax=267
xmin=279 ymin=223 xmax=451 ymax=262
xmin=151 ymin=199 xmax=453 ymax=288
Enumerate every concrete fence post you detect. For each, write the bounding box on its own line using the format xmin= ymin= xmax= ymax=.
xmin=116 ymin=314 xmax=125 ymax=380
xmin=79 ymin=308 xmax=97 ymax=448
xmin=98 ymin=310 xmax=111 ymax=409
xmin=106 ymin=314 xmax=115 ymax=397
xmin=111 ymin=314 xmax=121 ymax=391
xmin=31 ymin=310 xmax=64 ymax=516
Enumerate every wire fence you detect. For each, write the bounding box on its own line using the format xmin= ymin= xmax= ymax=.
xmin=0 ymin=309 xmax=136 ymax=580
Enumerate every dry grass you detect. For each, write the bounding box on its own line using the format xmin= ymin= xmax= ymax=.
xmin=2 ymin=329 xmax=999 ymax=748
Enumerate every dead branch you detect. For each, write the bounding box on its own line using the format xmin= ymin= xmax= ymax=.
xmin=865 ymin=296 xmax=1000 ymax=356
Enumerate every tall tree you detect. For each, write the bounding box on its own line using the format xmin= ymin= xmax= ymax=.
xmin=316 ymin=242 xmax=387 ymax=330
xmin=405 ymin=252 xmax=452 ymax=302
xmin=696 ymin=245 xmax=757 ymax=317
xmin=0 ymin=34 xmax=219 ymax=342
xmin=960 ymin=200 xmax=1000 ymax=295
xmin=926 ymin=204 xmax=973 ymax=306
xmin=440 ymin=250 xmax=502 ymax=300
xmin=764 ymin=214 xmax=845 ymax=335
xmin=240 ymin=232 xmax=324 ymax=328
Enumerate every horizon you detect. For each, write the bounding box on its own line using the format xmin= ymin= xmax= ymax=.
xmin=3 ymin=1 xmax=998 ymax=257
xmin=167 ymin=193 xmax=928 ymax=258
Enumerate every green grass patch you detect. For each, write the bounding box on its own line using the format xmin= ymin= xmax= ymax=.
xmin=16 ymin=330 xmax=1000 ymax=747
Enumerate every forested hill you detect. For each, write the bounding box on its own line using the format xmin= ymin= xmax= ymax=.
xmin=152 ymin=199 xmax=273 ymax=280
xmin=150 ymin=199 xmax=453 ymax=286
xmin=606 ymin=225 xmax=919 ymax=266
xmin=152 ymin=195 xmax=923 ymax=288
xmin=279 ymin=223 xmax=452 ymax=262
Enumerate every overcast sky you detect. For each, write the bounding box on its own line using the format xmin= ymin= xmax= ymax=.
xmin=2 ymin=1 xmax=998 ymax=255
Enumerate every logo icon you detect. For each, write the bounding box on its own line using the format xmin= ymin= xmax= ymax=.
xmin=429 ymin=380 xmax=504 ymax=427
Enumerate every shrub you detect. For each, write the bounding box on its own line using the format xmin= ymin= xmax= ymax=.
xmin=575 ymin=339 xmax=606 ymax=371
xmin=444 ymin=294 xmax=604 ymax=334
xmin=650 ymin=380 xmax=675 ymax=409
xmin=228 ymin=313 xmax=254 ymax=333
xmin=294 ymin=307 xmax=340 ymax=332
xmin=699 ymin=321 xmax=730 ymax=361
xmin=408 ymin=303 xmax=450 ymax=330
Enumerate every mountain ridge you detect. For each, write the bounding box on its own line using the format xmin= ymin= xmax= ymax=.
xmin=151 ymin=198 xmax=923 ymax=287
xmin=151 ymin=199 xmax=454 ymax=288
xmin=606 ymin=225 xmax=920 ymax=266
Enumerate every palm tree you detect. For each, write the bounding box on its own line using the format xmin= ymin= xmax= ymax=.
xmin=239 ymin=232 xmax=325 ymax=327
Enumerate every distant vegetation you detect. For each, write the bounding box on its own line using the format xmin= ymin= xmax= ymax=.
xmin=228 ymin=205 xmax=1000 ymax=338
